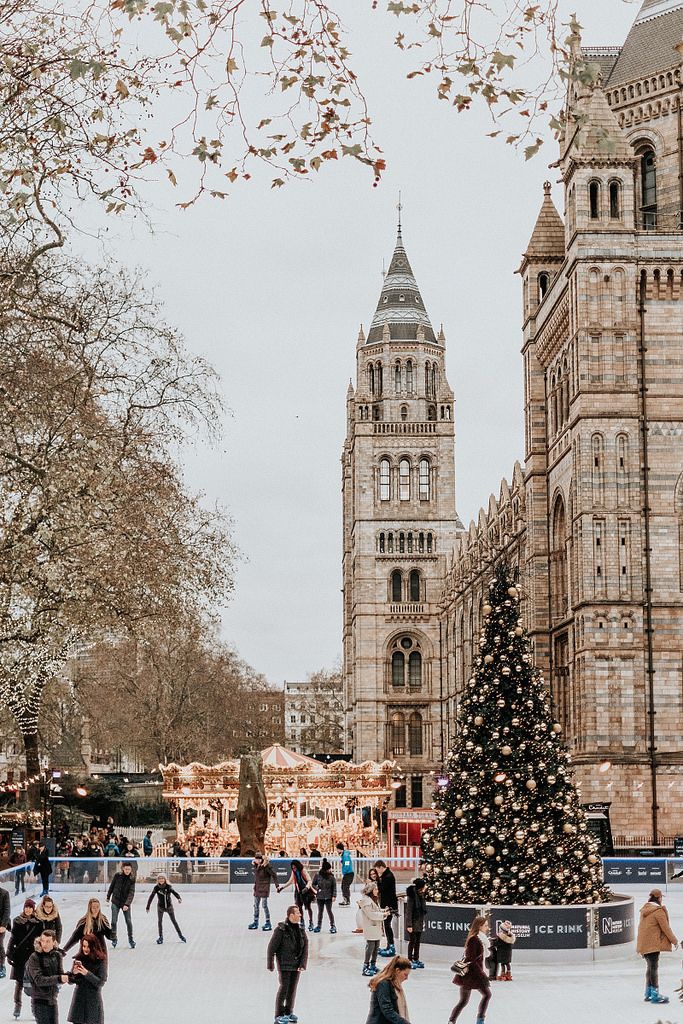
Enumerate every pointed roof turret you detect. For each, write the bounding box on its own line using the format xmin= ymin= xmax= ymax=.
xmin=563 ymin=82 xmax=634 ymax=163
xmin=366 ymin=226 xmax=436 ymax=344
xmin=523 ymin=182 xmax=565 ymax=262
xmin=606 ymin=0 xmax=683 ymax=86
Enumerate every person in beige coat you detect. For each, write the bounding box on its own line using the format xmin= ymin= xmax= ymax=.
xmin=636 ymin=887 xmax=678 ymax=1005
xmin=358 ymin=882 xmax=390 ymax=977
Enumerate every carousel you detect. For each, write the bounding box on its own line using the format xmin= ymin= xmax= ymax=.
xmin=160 ymin=744 xmax=398 ymax=856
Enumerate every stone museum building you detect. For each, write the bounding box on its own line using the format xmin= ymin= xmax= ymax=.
xmin=342 ymin=0 xmax=683 ymax=842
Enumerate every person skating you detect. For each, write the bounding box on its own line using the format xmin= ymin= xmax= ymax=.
xmin=249 ymin=854 xmax=278 ymax=932
xmin=312 ymin=858 xmax=337 ymax=933
xmin=0 ymin=879 xmax=10 ymax=979
xmin=358 ymin=881 xmax=389 ymax=977
xmin=10 ymin=847 xmax=28 ymax=895
xmin=8 ymin=898 xmax=43 ymax=1019
xmin=494 ymin=920 xmax=515 ymax=981
xmin=365 ymin=955 xmax=412 ymax=1024
xmin=146 ymin=874 xmax=186 ymax=944
xmin=448 ymin=916 xmax=492 ymax=1024
xmin=336 ymin=842 xmax=354 ymax=906
xmin=637 ymin=886 xmax=678 ymax=1004
xmin=66 ymin=933 xmax=107 ymax=1024
xmin=278 ymin=860 xmax=315 ymax=932
xmin=36 ymin=896 xmax=63 ymax=945
xmin=266 ymin=904 xmax=308 ymax=1024
xmin=35 ymin=844 xmax=53 ymax=897
xmin=25 ymin=929 xmax=67 ymax=1024
xmin=405 ymin=878 xmax=428 ymax=969
xmin=63 ymin=899 xmax=114 ymax=954
xmin=106 ymin=862 xmax=136 ymax=949
xmin=375 ymin=860 xmax=398 ymax=956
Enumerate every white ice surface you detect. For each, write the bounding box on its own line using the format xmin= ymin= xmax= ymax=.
xmin=3 ymin=883 xmax=683 ymax=1024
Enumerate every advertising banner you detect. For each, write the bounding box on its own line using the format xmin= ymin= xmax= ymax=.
xmin=598 ymin=901 xmax=635 ymax=946
xmin=602 ymin=859 xmax=666 ymax=885
xmin=422 ymin=903 xmax=588 ymax=949
xmin=229 ymin=859 xmax=292 ymax=886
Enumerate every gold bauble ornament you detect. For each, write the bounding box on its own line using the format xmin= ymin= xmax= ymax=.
xmin=494 ymin=796 xmax=504 ymax=806
xmin=483 ymin=604 xmax=492 ymax=616
xmin=484 ymin=655 xmax=494 ymax=665
xmin=464 ymin=858 xmax=474 ymax=869
xmin=474 ymin=716 xmax=484 ymax=726
xmin=455 ymin=808 xmax=463 ymax=818
xmin=434 ymin=841 xmax=443 ymax=851
xmin=526 ymin=779 xmax=537 ymax=791
xmin=563 ymin=823 xmax=574 ymax=834
xmin=484 ymin=845 xmax=495 ymax=856
xmin=501 ymin=745 xmax=512 ymax=756
xmin=552 ymin=723 xmax=562 ymax=733
xmin=588 ymin=854 xmax=599 ymax=864
xmin=514 ymin=626 xmax=523 ymax=636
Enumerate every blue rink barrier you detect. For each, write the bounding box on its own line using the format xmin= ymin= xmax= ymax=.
xmin=602 ymin=857 xmax=667 ymax=885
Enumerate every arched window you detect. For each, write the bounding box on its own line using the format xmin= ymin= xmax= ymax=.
xmin=399 ymin=532 xmax=405 ymax=553
xmin=424 ymin=361 xmax=430 ymax=396
xmin=394 ymin=362 xmax=402 ymax=394
xmin=609 ymin=180 xmax=621 ymax=220
xmin=376 ymin=361 xmax=383 ymax=397
xmin=419 ymin=458 xmax=430 ymax=501
xmin=551 ymin=495 xmax=568 ymax=620
xmin=409 ymin=569 xmax=421 ymax=602
xmin=368 ymin=364 xmax=374 ymax=395
xmin=409 ymin=711 xmax=423 ymax=754
xmin=407 ymin=531 xmax=414 ymax=553
xmin=400 ymin=405 xmax=408 ymax=422
xmin=399 ymin=458 xmax=410 ymax=501
xmin=391 ymin=570 xmax=403 ymax=603
xmin=390 ymin=711 xmax=405 ymax=752
xmin=539 ymin=272 xmax=549 ymax=300
xmin=418 ymin=532 xmax=425 ymax=553
xmin=616 ymin=433 xmax=629 ymax=507
xmin=431 ymin=364 xmax=437 ymax=396
xmin=391 ymin=654 xmax=405 ymax=688
xmin=406 ymin=360 xmax=413 ymax=394
xmin=589 ymin=180 xmax=601 ymax=220
xmin=379 ymin=532 xmax=385 ymax=553
xmin=387 ymin=532 xmax=394 ymax=553
xmin=591 ymin=433 xmax=604 ymax=506
xmin=427 ymin=405 xmax=436 ymax=421
xmin=408 ymin=652 xmax=422 ymax=689
xmin=426 ymin=532 xmax=433 ymax=553
xmin=639 ymin=146 xmax=657 ymax=228
xmin=379 ymin=458 xmax=390 ymax=501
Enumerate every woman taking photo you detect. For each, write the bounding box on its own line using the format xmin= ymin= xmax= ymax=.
xmin=63 ymin=899 xmax=114 ymax=954
xmin=277 ymin=859 xmax=315 ymax=932
xmin=365 ymin=955 xmax=412 ymax=1024
xmin=449 ymin=916 xmax=492 ymax=1024
xmin=67 ymin=933 xmax=107 ymax=1024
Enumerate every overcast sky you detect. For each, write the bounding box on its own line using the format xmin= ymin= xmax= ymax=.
xmin=76 ymin=1 xmax=638 ymax=685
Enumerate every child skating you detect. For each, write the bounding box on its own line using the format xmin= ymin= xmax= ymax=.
xmin=146 ymin=874 xmax=186 ymax=944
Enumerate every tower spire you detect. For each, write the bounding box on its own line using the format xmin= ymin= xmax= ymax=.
xmin=397 ymin=190 xmax=403 ymax=235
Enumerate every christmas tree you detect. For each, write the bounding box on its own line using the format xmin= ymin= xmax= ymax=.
xmin=421 ymin=562 xmax=606 ymax=906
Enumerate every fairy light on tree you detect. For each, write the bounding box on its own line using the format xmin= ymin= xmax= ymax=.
xmin=421 ymin=562 xmax=606 ymax=906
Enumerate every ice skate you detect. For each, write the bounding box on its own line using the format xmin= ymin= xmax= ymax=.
xmin=262 ymin=921 xmax=272 ymax=931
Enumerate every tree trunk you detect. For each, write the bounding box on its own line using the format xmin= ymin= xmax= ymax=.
xmin=236 ymin=754 xmax=267 ymax=855
xmin=23 ymin=732 xmax=41 ymax=810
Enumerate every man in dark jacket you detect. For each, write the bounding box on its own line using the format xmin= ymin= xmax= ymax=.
xmin=34 ymin=845 xmax=52 ymax=897
xmin=0 ymin=881 xmax=11 ymax=978
xmin=375 ymin=860 xmax=398 ymax=956
xmin=267 ymin=905 xmax=308 ymax=1024
xmin=107 ymin=862 xmax=136 ymax=949
xmin=249 ymin=854 xmax=278 ymax=932
xmin=25 ymin=929 xmax=67 ymax=1024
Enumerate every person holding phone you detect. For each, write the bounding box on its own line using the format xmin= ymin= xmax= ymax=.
xmin=67 ymin=933 xmax=107 ymax=1024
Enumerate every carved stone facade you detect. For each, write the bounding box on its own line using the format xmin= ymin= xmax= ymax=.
xmin=343 ymin=1 xmax=683 ymax=838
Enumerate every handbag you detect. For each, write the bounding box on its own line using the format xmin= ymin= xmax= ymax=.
xmin=450 ymin=958 xmax=469 ymax=977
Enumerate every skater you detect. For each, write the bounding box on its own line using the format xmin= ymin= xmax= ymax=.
xmin=146 ymin=874 xmax=186 ymax=944
xmin=266 ymin=904 xmax=308 ymax=1024
xmin=312 ymin=858 xmax=337 ymax=933
xmin=10 ymin=846 xmax=28 ymax=895
xmin=365 ymin=955 xmax=412 ymax=1024
xmin=7 ymin=898 xmax=43 ymax=1019
xmin=448 ymin=916 xmax=492 ymax=1024
xmin=278 ymin=859 xmax=315 ymax=931
xmin=637 ymin=887 xmax=678 ymax=1004
xmin=249 ymin=854 xmax=278 ymax=932
xmin=63 ymin=899 xmax=114 ymax=954
xmin=405 ymin=877 xmax=428 ymax=969
xmin=0 ymin=878 xmax=10 ymax=979
xmin=25 ymin=929 xmax=67 ymax=1024
xmin=375 ymin=860 xmax=398 ymax=956
xmin=66 ymin=934 xmax=107 ymax=1024
xmin=494 ymin=920 xmax=515 ymax=981
xmin=358 ymin=881 xmax=389 ymax=976
xmin=336 ymin=842 xmax=354 ymax=905
xmin=35 ymin=843 xmax=53 ymax=897
xmin=106 ymin=862 xmax=136 ymax=948
xmin=36 ymin=896 xmax=63 ymax=945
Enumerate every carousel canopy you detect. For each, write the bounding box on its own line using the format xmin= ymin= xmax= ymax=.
xmin=261 ymin=744 xmax=325 ymax=771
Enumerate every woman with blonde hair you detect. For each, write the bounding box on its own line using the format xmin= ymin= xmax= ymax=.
xmin=449 ymin=916 xmax=492 ymax=1024
xmin=63 ymin=899 xmax=113 ymax=954
xmin=365 ymin=955 xmax=412 ymax=1024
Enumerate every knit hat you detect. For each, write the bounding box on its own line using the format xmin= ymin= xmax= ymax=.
xmin=23 ymin=898 xmax=36 ymax=910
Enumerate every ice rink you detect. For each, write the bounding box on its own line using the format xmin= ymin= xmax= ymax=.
xmin=2 ymin=883 xmax=683 ymax=1024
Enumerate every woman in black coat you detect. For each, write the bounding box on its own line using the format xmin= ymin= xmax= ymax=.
xmin=449 ymin=916 xmax=492 ymax=1023
xmin=67 ymin=933 xmax=107 ymax=1024
xmin=7 ymin=899 xmax=43 ymax=1019
xmin=365 ymin=956 xmax=412 ymax=1024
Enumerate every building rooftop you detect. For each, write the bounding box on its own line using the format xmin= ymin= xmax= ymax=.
xmin=367 ymin=227 xmax=437 ymax=344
